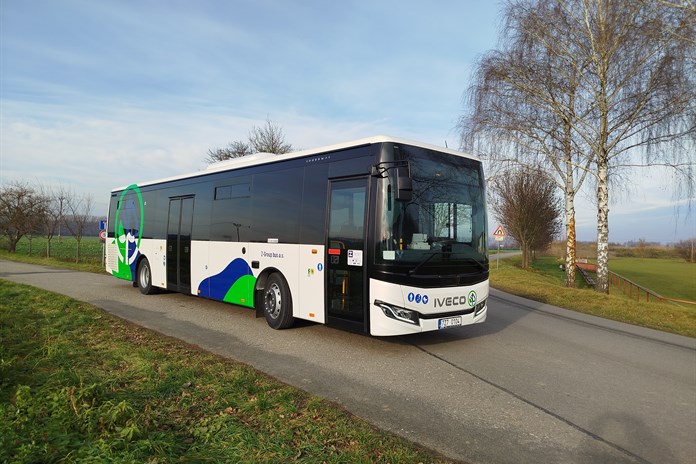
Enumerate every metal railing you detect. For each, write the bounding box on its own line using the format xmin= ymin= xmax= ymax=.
xmin=609 ymin=271 xmax=696 ymax=306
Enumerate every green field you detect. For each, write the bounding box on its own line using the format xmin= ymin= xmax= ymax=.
xmin=490 ymin=255 xmax=696 ymax=337
xmin=2 ymin=235 xmax=103 ymax=263
xmin=0 ymin=280 xmax=449 ymax=463
xmin=0 ymin=236 xmax=105 ymax=273
xmin=609 ymin=258 xmax=696 ymax=302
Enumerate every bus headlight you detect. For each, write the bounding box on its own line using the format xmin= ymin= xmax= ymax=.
xmin=375 ymin=301 xmax=420 ymax=325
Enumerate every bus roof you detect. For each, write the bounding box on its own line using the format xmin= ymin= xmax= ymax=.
xmin=112 ymin=135 xmax=477 ymax=192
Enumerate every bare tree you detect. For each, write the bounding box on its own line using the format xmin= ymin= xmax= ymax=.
xmin=489 ymin=169 xmax=563 ymax=268
xmin=0 ymin=181 xmax=49 ymax=253
xmin=248 ymin=118 xmax=293 ymax=154
xmin=206 ymin=118 xmax=293 ymax=163
xmin=39 ymin=184 xmax=69 ymax=258
xmin=461 ymin=0 xmax=593 ymax=287
xmin=674 ymin=237 xmax=696 ymax=263
xmin=206 ymin=140 xmax=253 ymax=163
xmin=577 ymin=0 xmax=695 ymax=292
xmin=462 ymin=0 xmax=695 ymax=292
xmin=64 ymin=192 xmax=94 ymax=263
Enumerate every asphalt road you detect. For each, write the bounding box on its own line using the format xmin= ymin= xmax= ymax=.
xmin=2 ymin=260 xmax=694 ymax=464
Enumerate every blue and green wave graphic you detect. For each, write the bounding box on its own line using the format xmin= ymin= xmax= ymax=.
xmin=198 ymin=258 xmax=256 ymax=307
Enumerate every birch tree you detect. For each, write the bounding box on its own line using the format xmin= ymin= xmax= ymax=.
xmin=461 ymin=0 xmax=593 ymax=287
xmin=575 ymin=0 xmax=694 ymax=292
xmin=461 ymin=0 xmax=695 ymax=292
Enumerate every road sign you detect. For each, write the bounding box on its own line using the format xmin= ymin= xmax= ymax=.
xmin=99 ymin=230 xmax=107 ymax=241
xmin=493 ymin=225 xmax=506 ymax=241
xmin=100 ymin=219 xmax=107 ymax=230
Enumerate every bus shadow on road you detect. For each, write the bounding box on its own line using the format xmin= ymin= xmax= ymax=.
xmin=394 ymin=295 xmax=532 ymax=346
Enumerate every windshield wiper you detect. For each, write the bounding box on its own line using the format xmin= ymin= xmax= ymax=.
xmin=407 ymin=253 xmax=488 ymax=276
xmin=407 ymin=252 xmax=440 ymax=276
xmin=467 ymin=257 xmax=488 ymax=272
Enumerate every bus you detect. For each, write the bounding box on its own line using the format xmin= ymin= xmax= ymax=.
xmin=105 ymin=136 xmax=489 ymax=336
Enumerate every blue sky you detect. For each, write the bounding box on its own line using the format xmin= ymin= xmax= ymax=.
xmin=1 ymin=0 xmax=693 ymax=243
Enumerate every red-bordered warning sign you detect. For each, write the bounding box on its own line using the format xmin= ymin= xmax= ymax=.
xmin=493 ymin=225 xmax=506 ymax=240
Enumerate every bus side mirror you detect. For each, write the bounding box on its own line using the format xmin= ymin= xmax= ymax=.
xmin=395 ymin=166 xmax=412 ymax=202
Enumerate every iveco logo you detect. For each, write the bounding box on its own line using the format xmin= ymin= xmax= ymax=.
xmin=434 ymin=291 xmax=478 ymax=308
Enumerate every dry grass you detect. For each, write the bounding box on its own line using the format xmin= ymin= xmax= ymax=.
xmin=490 ymin=255 xmax=696 ymax=338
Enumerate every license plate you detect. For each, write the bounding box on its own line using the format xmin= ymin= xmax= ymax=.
xmin=438 ymin=316 xmax=463 ymax=329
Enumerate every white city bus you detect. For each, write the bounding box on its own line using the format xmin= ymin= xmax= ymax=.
xmin=106 ymin=136 xmax=489 ymax=336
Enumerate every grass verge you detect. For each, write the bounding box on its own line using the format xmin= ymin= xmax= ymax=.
xmin=490 ymin=256 xmax=696 ymax=338
xmin=0 ymin=280 xmax=450 ymax=463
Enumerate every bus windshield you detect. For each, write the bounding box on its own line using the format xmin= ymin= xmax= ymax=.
xmin=375 ymin=146 xmax=488 ymax=276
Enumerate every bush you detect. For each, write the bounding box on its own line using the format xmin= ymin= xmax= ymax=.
xmin=674 ymin=238 xmax=696 ymax=263
xmin=611 ymin=245 xmax=678 ymax=259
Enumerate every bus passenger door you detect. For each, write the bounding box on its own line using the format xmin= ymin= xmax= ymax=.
xmin=167 ymin=196 xmax=194 ymax=294
xmin=326 ymin=178 xmax=368 ymax=332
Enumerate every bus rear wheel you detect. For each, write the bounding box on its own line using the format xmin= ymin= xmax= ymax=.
xmin=137 ymin=258 xmax=157 ymax=295
xmin=263 ymin=273 xmax=295 ymax=330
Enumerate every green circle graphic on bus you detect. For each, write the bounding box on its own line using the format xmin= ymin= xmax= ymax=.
xmin=112 ymin=184 xmax=144 ymax=280
xmin=467 ymin=290 xmax=477 ymax=307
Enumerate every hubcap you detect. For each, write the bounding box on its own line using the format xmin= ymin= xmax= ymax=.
xmin=140 ymin=265 xmax=150 ymax=288
xmin=264 ymin=283 xmax=282 ymax=319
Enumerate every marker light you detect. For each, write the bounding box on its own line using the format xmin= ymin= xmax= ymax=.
xmin=474 ymin=299 xmax=486 ymax=316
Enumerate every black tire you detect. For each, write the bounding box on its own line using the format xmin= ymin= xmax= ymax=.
xmin=263 ymin=273 xmax=295 ymax=330
xmin=137 ymin=258 xmax=156 ymax=295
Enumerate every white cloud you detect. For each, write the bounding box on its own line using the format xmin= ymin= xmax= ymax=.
xmin=2 ymin=0 xmax=690 ymax=242
xmin=0 ymin=100 xmax=414 ymax=216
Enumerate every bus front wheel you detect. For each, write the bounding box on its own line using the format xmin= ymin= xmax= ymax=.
xmin=263 ymin=273 xmax=295 ymax=330
xmin=137 ymin=258 xmax=156 ymax=295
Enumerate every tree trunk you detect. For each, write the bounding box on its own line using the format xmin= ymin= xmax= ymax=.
xmin=564 ymin=180 xmax=577 ymax=287
xmin=595 ymin=33 xmax=611 ymax=294
xmin=8 ymin=232 xmax=20 ymax=253
xmin=595 ymin=159 xmax=610 ymax=293
xmin=521 ymin=241 xmax=530 ymax=268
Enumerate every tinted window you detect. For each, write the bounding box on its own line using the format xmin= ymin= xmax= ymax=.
xmin=300 ymin=163 xmax=329 ymax=244
xmin=215 ymin=183 xmax=250 ymax=200
xmin=211 ymin=177 xmax=252 ymax=242
xmin=107 ymin=193 xmax=118 ymax=238
xmin=141 ymin=188 xmax=165 ymax=239
xmin=251 ymin=168 xmax=304 ymax=243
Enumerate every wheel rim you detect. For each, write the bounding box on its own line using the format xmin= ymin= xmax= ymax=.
xmin=140 ymin=264 xmax=150 ymax=288
xmin=264 ymin=282 xmax=282 ymax=320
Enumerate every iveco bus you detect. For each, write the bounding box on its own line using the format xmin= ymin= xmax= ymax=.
xmin=106 ymin=136 xmax=488 ymax=336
